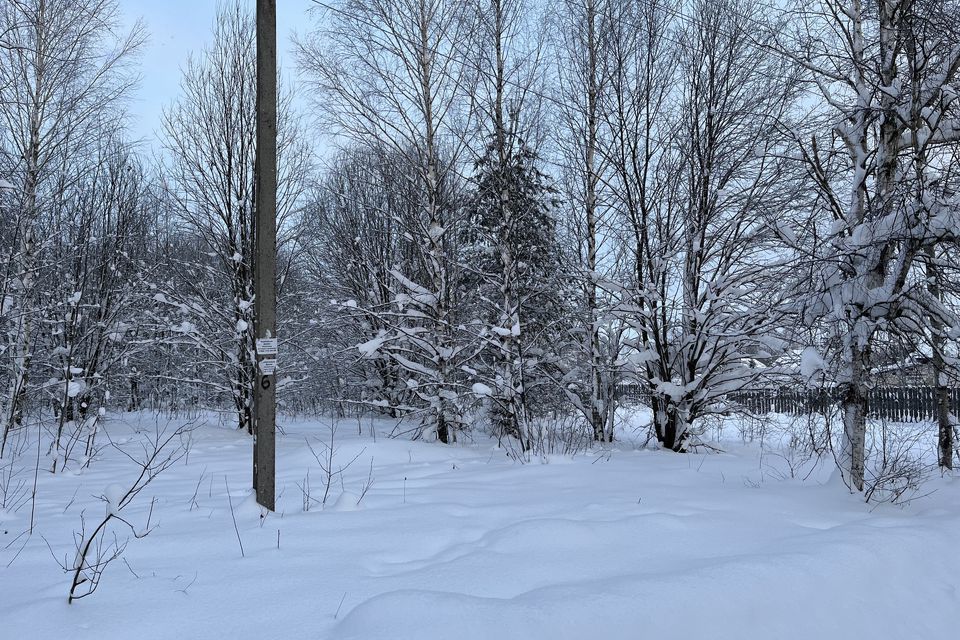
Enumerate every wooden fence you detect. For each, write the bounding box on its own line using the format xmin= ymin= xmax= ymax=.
xmin=617 ymin=385 xmax=960 ymax=423
xmin=730 ymin=387 xmax=960 ymax=422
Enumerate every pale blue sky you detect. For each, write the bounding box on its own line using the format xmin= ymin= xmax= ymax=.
xmin=120 ymin=0 xmax=316 ymax=147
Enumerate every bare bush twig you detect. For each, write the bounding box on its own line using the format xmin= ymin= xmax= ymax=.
xmin=54 ymin=420 xmax=192 ymax=603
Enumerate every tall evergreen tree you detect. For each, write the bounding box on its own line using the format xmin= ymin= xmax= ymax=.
xmin=463 ymin=136 xmax=565 ymax=444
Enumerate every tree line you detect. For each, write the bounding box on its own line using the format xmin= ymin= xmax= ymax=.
xmin=0 ymin=0 xmax=958 ymax=495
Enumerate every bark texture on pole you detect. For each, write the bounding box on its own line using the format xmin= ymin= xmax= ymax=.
xmin=253 ymin=0 xmax=277 ymax=511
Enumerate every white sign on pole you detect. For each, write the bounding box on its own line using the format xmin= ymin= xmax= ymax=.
xmin=259 ymin=358 xmax=278 ymax=375
xmin=256 ymin=338 xmax=279 ymax=355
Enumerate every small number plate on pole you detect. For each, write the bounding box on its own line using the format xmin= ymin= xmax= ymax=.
xmin=256 ymin=338 xmax=278 ymax=355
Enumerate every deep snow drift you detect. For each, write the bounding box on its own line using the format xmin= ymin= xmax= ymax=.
xmin=1 ymin=411 xmax=958 ymax=639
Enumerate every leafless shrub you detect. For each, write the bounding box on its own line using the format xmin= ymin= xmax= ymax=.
xmin=297 ymin=421 xmax=364 ymax=511
xmin=49 ymin=420 xmax=192 ymax=603
xmin=506 ymin=413 xmax=594 ymax=462
xmin=355 ymin=457 xmax=375 ymax=506
xmin=734 ymin=412 xmax=773 ymax=445
xmin=862 ymin=421 xmax=936 ymax=504
xmin=759 ymin=429 xmax=824 ymax=482
xmin=754 ymin=411 xmax=833 ymax=481
xmin=0 ymin=456 xmax=29 ymax=514
xmin=50 ymin=411 xmax=109 ymax=473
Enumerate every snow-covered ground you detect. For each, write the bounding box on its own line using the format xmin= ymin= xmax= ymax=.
xmin=1 ymin=411 xmax=958 ymax=639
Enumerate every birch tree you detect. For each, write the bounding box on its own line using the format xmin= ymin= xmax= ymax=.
xmin=160 ymin=1 xmax=310 ymax=433
xmin=555 ymin=0 xmax=618 ymax=442
xmin=785 ymin=0 xmax=960 ymax=490
xmin=304 ymin=145 xmax=423 ymax=415
xmin=298 ymin=0 xmax=475 ymax=442
xmin=0 ymin=0 xmax=144 ymax=456
xmin=597 ymin=0 xmax=801 ymax=451
xmin=40 ymin=140 xmax=154 ymax=470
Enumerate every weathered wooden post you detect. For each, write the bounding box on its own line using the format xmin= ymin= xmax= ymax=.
xmin=253 ymin=0 xmax=277 ymax=511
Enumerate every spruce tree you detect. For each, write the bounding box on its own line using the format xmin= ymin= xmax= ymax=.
xmin=463 ymin=137 xmax=565 ymax=444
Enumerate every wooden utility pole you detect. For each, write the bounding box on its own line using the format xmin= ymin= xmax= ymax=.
xmin=253 ymin=0 xmax=277 ymax=511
